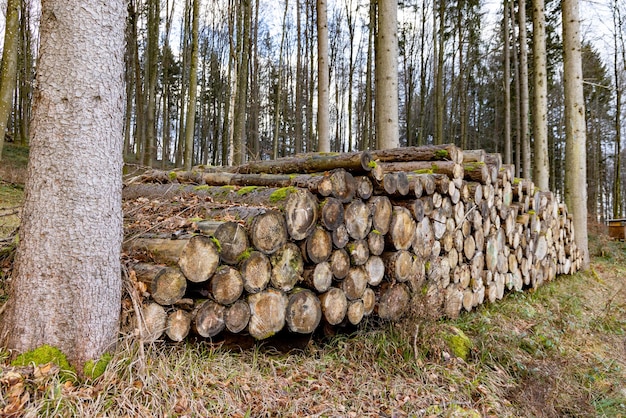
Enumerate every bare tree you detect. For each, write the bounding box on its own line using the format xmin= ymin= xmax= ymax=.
xmin=184 ymin=0 xmax=200 ymax=170
xmin=519 ymin=0 xmax=531 ymax=178
xmin=0 ymin=0 xmax=126 ymax=367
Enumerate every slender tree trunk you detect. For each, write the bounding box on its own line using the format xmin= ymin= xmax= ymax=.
xmin=511 ymin=0 xmax=521 ymax=177
xmin=519 ymin=0 xmax=531 ymax=178
xmin=130 ymin=0 xmax=146 ymax=162
xmin=317 ymin=0 xmax=330 ymax=152
xmin=273 ymin=0 xmax=289 ymax=160
xmin=16 ymin=0 xmax=33 ymax=146
xmin=503 ymin=0 xmax=512 ymax=165
xmin=0 ymin=0 xmax=20 ymax=160
xmin=363 ymin=0 xmax=375 ymax=150
xmin=0 ymin=0 xmax=125 ymax=368
xmin=176 ymin=0 xmax=191 ymax=167
xmin=144 ymin=0 xmax=160 ymax=167
xmin=532 ymin=0 xmax=549 ymax=190
xmin=563 ymin=0 xmax=589 ymax=268
xmin=613 ymin=2 xmax=623 ymax=218
xmin=375 ymin=0 xmax=399 ymax=149
xmin=294 ymin=0 xmax=303 ymax=154
xmin=434 ymin=0 xmax=445 ymax=145
xmin=233 ymin=0 xmax=251 ymax=164
xmin=184 ymin=0 xmax=200 ymax=170
xmin=417 ymin=0 xmax=428 ymax=146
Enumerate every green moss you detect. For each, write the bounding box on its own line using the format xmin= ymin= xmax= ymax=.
xmin=237 ymin=186 xmax=259 ymax=196
xmin=289 ymin=174 xmax=298 ymax=180
xmin=269 ymin=186 xmax=296 ymax=203
xmin=218 ymin=185 xmax=236 ymax=195
xmin=371 ymin=229 xmax=381 ymax=235
xmin=425 ymin=260 xmax=431 ymax=271
xmin=434 ymin=149 xmax=449 ymax=159
xmin=237 ymin=247 xmax=253 ymax=262
xmin=193 ymin=185 xmax=211 ymax=192
xmin=442 ymin=327 xmax=473 ymax=361
xmin=210 ymin=236 xmax=222 ymax=252
xmin=83 ymin=353 xmax=113 ymax=380
xmin=513 ymin=177 xmax=521 ymax=185
xmin=12 ymin=345 xmax=76 ymax=381
xmin=413 ymin=169 xmax=433 ymax=175
xmin=528 ymin=210 xmax=536 ymax=215
xmin=367 ymin=160 xmax=378 ymax=169
xmin=464 ymin=161 xmax=486 ymax=171
xmin=168 ymin=171 xmax=178 ymax=181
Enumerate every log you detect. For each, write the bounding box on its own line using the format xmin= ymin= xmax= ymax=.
xmin=141 ymin=302 xmax=167 ymax=342
xmin=193 ymin=300 xmax=226 ymax=338
xmin=463 ymin=162 xmax=490 ymax=184
xmin=213 ymin=221 xmax=249 ymax=265
xmin=326 ymin=169 xmax=357 ymax=202
xmin=382 ymin=250 xmax=413 ymax=283
xmin=388 ymin=206 xmax=416 ymax=251
xmin=368 ymin=196 xmax=393 ymax=235
xmin=166 ymin=309 xmax=192 ymax=342
xmin=240 ymin=251 xmax=271 ymax=293
xmin=347 ymin=239 xmax=370 ymax=266
xmin=345 ymin=200 xmax=373 ymax=240
xmin=367 ymin=230 xmax=385 ymax=256
xmin=355 ymin=176 xmax=374 ymax=199
xmin=225 ymin=300 xmax=251 ymax=334
xmin=178 ymin=235 xmax=220 ymax=283
xmin=237 ymin=150 xmax=373 ymax=175
xmin=306 ymin=226 xmax=333 ymax=263
xmin=248 ymin=289 xmax=288 ymax=339
xmin=371 ymin=160 xmax=464 ymax=182
xmin=362 ymin=287 xmax=376 ymax=315
xmin=342 ymin=266 xmax=369 ymax=300
xmin=284 ymin=188 xmax=319 ymax=240
xmin=377 ymin=283 xmax=410 ymax=321
xmin=346 ymin=300 xmax=365 ymax=325
xmin=319 ymin=288 xmax=348 ymax=325
xmin=332 ymin=224 xmax=350 ymax=249
xmin=211 ymin=266 xmax=244 ymax=305
xmin=302 ymin=261 xmax=333 ymax=293
xmin=131 ymin=262 xmax=165 ymax=285
xmin=151 ymin=267 xmax=187 ymax=305
xmin=126 ymin=238 xmax=188 ymax=266
xmin=271 ymin=243 xmax=304 ymax=292
xmin=286 ymin=289 xmax=322 ymax=334
xmin=320 ymin=197 xmax=344 ymax=231
xmin=365 ymin=255 xmax=385 ymax=286
xmin=329 ymin=248 xmax=351 ymax=280
xmin=250 ymin=210 xmax=288 ymax=255
xmin=370 ymin=144 xmax=463 ymax=164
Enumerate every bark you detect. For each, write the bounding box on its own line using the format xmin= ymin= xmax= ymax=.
xmin=370 ymin=144 xmax=464 ymax=164
xmin=0 ymin=0 xmax=126 ymax=368
xmin=317 ymin=0 xmax=330 ymax=152
xmin=372 ymin=161 xmax=464 ymax=182
xmin=532 ymin=0 xmax=550 ymax=190
xmin=519 ymin=0 xmax=531 ymax=178
xmin=237 ymin=151 xmax=372 ymax=175
xmin=0 ymin=0 xmax=19 ymax=160
xmin=562 ymin=0 xmax=589 ymax=267
xmin=184 ymin=0 xmax=200 ymax=170
xmin=375 ymin=0 xmax=400 ymax=149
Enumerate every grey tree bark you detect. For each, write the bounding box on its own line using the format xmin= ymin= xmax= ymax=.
xmin=184 ymin=0 xmax=200 ymax=170
xmin=519 ymin=0 xmax=531 ymax=178
xmin=375 ymin=0 xmax=400 ymax=149
xmin=562 ymin=0 xmax=590 ymax=268
xmin=532 ymin=0 xmax=550 ymax=190
xmin=0 ymin=0 xmax=125 ymax=368
xmin=317 ymin=0 xmax=330 ymax=152
xmin=0 ymin=0 xmax=19 ymax=161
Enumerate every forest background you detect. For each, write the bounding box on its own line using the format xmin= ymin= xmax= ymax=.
xmin=0 ymin=0 xmax=623 ymax=223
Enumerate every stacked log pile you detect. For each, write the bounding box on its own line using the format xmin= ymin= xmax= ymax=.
xmin=123 ymin=144 xmax=582 ymax=343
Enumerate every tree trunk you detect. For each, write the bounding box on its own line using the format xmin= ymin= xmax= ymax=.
xmin=562 ymin=0 xmax=589 ymax=268
xmin=317 ymin=0 xmax=330 ymax=152
xmin=0 ymin=0 xmax=126 ymax=368
xmin=0 ymin=0 xmax=19 ymax=160
xmin=184 ymin=0 xmax=200 ymax=170
xmin=532 ymin=0 xmax=550 ymax=190
xmin=375 ymin=0 xmax=400 ymax=149
xmin=503 ymin=0 xmax=512 ymax=166
xmin=519 ymin=0 xmax=531 ymax=179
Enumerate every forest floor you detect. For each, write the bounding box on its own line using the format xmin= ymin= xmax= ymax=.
xmin=0 ymin=146 xmax=625 ymax=417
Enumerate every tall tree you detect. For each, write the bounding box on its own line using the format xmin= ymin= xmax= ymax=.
xmin=0 ymin=0 xmax=20 ymax=160
xmin=503 ymin=0 xmax=512 ymax=165
xmin=144 ymin=0 xmax=160 ymax=166
xmin=184 ymin=0 xmax=200 ymax=170
xmin=613 ymin=0 xmax=623 ymax=218
xmin=562 ymin=0 xmax=589 ymax=268
xmin=317 ymin=0 xmax=330 ymax=152
xmin=519 ymin=0 xmax=531 ymax=178
xmin=233 ymin=0 xmax=252 ymax=164
xmin=434 ymin=0 xmax=445 ymax=145
xmin=532 ymin=0 xmax=549 ymax=189
xmin=376 ymin=0 xmax=400 ymax=149
xmin=0 ymin=0 xmax=126 ymax=367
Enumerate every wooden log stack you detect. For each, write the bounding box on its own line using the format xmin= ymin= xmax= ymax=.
xmin=124 ymin=144 xmax=582 ymax=343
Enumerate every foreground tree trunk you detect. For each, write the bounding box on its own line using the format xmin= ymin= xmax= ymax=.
xmin=532 ymin=0 xmax=550 ymax=190
xmin=0 ymin=0 xmax=125 ymax=368
xmin=562 ymin=0 xmax=589 ymax=268
xmin=317 ymin=0 xmax=330 ymax=152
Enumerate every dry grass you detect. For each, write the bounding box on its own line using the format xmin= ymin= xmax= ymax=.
xmin=0 ymin=237 xmax=624 ymax=417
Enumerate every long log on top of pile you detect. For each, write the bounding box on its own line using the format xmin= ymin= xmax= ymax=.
xmin=123 ymin=144 xmax=583 ymax=345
